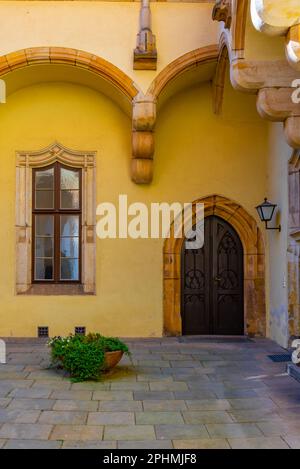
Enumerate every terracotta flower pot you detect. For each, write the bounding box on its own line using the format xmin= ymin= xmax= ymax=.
xmin=103 ymin=350 xmax=124 ymax=371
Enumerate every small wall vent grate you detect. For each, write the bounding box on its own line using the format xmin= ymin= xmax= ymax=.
xmin=38 ymin=326 xmax=49 ymax=338
xmin=75 ymin=326 xmax=86 ymax=336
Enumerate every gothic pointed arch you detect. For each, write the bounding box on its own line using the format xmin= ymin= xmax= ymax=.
xmin=163 ymin=195 xmax=266 ymax=337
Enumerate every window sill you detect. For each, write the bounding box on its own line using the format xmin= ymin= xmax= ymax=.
xmin=17 ymin=284 xmax=95 ymax=296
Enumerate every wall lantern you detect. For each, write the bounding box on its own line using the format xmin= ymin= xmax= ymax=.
xmin=255 ymin=198 xmax=281 ymax=232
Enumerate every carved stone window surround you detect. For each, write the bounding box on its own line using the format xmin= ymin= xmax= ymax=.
xmin=15 ymin=142 xmax=96 ymax=295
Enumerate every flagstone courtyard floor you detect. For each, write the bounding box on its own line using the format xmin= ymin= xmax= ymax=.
xmin=0 ymin=336 xmax=300 ymax=449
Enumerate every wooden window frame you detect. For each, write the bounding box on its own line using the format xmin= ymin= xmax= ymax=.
xmin=32 ymin=162 xmax=82 ymax=284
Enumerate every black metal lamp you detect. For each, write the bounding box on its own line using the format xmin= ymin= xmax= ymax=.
xmin=256 ymin=198 xmax=281 ymax=232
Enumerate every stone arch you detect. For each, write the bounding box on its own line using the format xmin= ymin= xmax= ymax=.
xmin=163 ymin=195 xmax=266 ymax=337
xmin=147 ymin=45 xmax=219 ymax=100
xmin=0 ymin=47 xmax=139 ymax=101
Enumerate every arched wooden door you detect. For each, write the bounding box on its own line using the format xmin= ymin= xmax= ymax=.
xmin=181 ymin=215 xmax=244 ymax=335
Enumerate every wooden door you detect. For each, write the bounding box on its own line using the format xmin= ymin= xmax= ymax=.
xmin=181 ymin=215 xmax=244 ymax=335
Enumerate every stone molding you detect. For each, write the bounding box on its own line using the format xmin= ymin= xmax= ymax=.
xmin=163 ymin=194 xmax=266 ymax=337
xmin=0 ymin=47 xmax=139 ymax=100
xmin=148 ymin=45 xmax=219 ymax=98
xmin=15 ymin=142 xmax=97 ymax=295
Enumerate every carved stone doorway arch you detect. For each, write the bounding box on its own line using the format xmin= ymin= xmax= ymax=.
xmin=163 ymin=195 xmax=266 ymax=336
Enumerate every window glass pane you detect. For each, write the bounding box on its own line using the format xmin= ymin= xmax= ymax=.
xmin=35 ymin=167 xmax=54 ymax=189
xmin=36 ymin=237 xmax=53 ymax=257
xmin=61 ymin=237 xmax=79 ymax=258
xmin=60 ymin=258 xmax=79 ymax=281
xmin=61 ymin=190 xmax=80 ymax=209
xmin=60 ymin=215 xmax=79 ymax=237
xmin=61 ymin=168 xmax=79 ymax=190
xmin=35 ymin=190 xmax=54 ymax=209
xmin=35 ymin=215 xmax=54 ymax=236
xmin=35 ymin=259 xmax=53 ymax=280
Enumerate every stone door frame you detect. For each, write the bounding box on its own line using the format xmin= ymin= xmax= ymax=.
xmin=163 ymin=195 xmax=266 ymax=337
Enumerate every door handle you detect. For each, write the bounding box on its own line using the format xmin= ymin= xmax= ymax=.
xmin=214 ymin=276 xmax=221 ymax=282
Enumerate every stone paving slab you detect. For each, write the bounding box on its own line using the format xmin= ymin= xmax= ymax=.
xmin=104 ymin=425 xmax=156 ymax=441
xmin=136 ymin=411 xmax=184 ymax=425
xmin=88 ymin=412 xmax=134 ymax=425
xmin=98 ymin=400 xmax=143 ymax=412
xmin=7 ymin=398 xmax=55 ymax=410
xmin=143 ymin=400 xmax=187 ymax=411
xmin=62 ymin=440 xmax=117 ymax=449
xmin=53 ymin=399 xmax=98 ymax=411
xmin=183 ymin=411 xmax=233 ymax=424
xmin=206 ymin=423 xmax=263 ymax=438
xmin=185 ymin=399 xmax=231 ymax=411
xmin=4 ymin=439 xmax=62 ymax=449
xmin=38 ymin=410 xmax=88 ymax=425
xmin=228 ymin=437 xmax=290 ymax=449
xmin=0 ymin=409 xmax=40 ymax=424
xmin=50 ymin=425 xmax=104 ymax=441
xmin=0 ymin=337 xmax=300 ymax=449
xmin=282 ymin=435 xmax=300 ymax=449
xmin=0 ymin=423 xmax=53 ymax=440
xmin=155 ymin=424 xmax=209 ymax=440
xmin=118 ymin=440 xmax=173 ymax=449
xmin=173 ymin=438 xmax=230 ymax=449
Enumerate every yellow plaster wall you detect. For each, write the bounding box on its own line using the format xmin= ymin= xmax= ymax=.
xmin=245 ymin=7 xmax=286 ymax=61
xmin=0 ymin=1 xmax=218 ymax=93
xmin=0 ymin=75 xmax=268 ymax=337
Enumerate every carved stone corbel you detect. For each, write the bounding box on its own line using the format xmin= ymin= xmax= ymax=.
xmin=257 ymin=88 xmax=300 ymax=122
xmin=133 ymin=0 xmax=157 ymax=70
xmin=212 ymin=0 xmax=232 ymax=29
xmin=131 ymin=93 xmax=156 ymax=184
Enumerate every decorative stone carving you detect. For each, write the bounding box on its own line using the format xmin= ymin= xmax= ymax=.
xmin=133 ymin=0 xmax=157 ymax=70
xmin=212 ymin=0 xmax=232 ymax=29
xmin=15 ymin=142 xmax=96 ymax=295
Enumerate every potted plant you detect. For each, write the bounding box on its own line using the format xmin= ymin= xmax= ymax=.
xmin=48 ymin=333 xmax=130 ymax=382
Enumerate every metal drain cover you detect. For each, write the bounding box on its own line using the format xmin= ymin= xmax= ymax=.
xmin=268 ymin=354 xmax=291 ymax=363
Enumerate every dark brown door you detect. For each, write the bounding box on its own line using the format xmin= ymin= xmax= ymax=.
xmin=181 ymin=215 xmax=244 ymax=335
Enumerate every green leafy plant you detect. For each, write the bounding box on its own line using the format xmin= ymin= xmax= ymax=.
xmin=48 ymin=333 xmax=130 ymax=382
